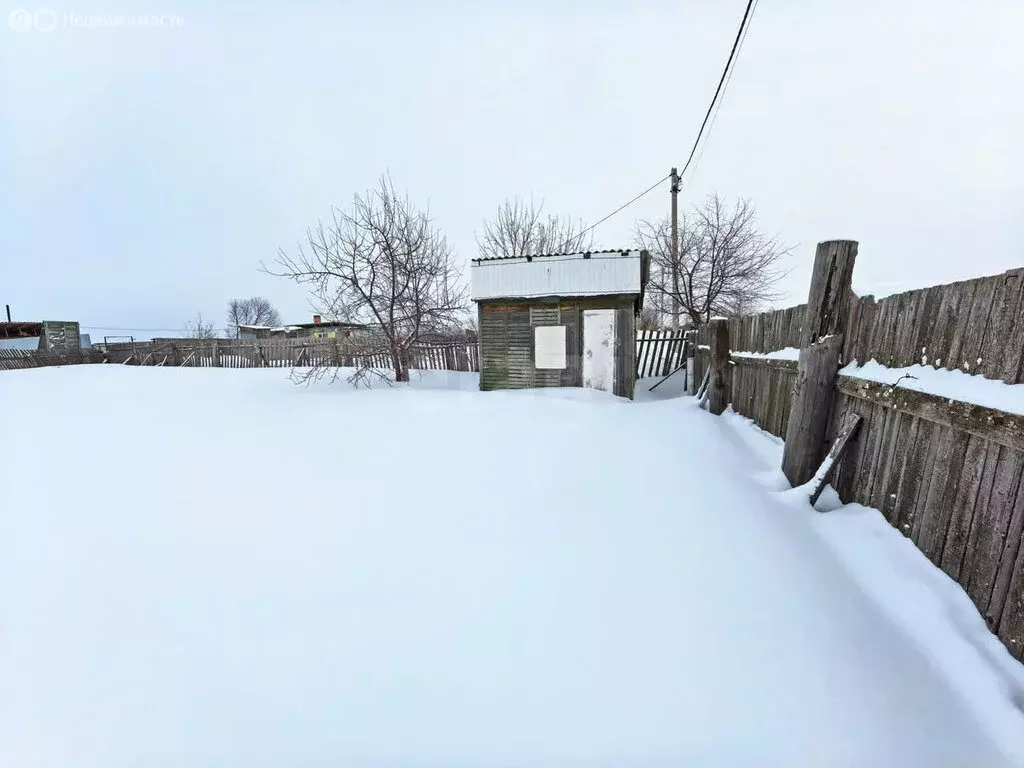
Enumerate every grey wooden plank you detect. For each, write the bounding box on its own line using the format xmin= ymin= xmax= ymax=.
xmin=999 ymin=272 xmax=1024 ymax=384
xmin=882 ymin=293 xmax=906 ymax=366
xmin=862 ymin=400 xmax=894 ymax=507
xmin=963 ymin=275 xmax=999 ymax=376
xmin=979 ymin=271 xmax=1021 ymax=380
xmin=946 ymin=278 xmax=980 ymax=372
xmin=992 ymin=473 xmax=1024 ymax=640
xmin=889 ymin=291 xmax=915 ymax=368
xmin=894 ymin=418 xmax=933 ymax=538
xmin=854 ymin=297 xmax=877 ymax=365
xmin=939 ymin=434 xmax=994 ymax=581
xmin=903 ymin=289 xmax=929 ymax=367
xmin=852 ymin=402 xmax=887 ymax=507
xmin=778 ymin=369 xmax=797 ymax=439
xmin=878 ymin=411 xmax=916 ymax=525
xmin=933 ymin=282 xmax=962 ymax=372
xmin=735 ymin=365 xmax=751 ymax=418
xmin=996 ymin=507 xmax=1024 ymax=660
xmin=917 ymin=429 xmax=971 ymax=564
xmin=836 ymin=376 xmax=1024 ymax=453
xmin=912 ymin=287 xmax=941 ymax=367
xmin=866 ymin=296 xmax=891 ymax=366
xmin=964 ymin=446 xmax=1024 ymax=626
xmin=864 ymin=296 xmax=890 ymax=365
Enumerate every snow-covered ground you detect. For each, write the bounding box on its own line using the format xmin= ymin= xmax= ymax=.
xmin=2 ymin=366 xmax=1023 ymax=767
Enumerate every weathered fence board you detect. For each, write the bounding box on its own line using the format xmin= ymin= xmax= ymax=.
xmin=0 ymin=348 xmax=105 ymax=370
xmin=691 ymin=262 xmax=1024 ymax=658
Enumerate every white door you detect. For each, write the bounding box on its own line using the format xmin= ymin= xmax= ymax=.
xmin=582 ymin=309 xmax=616 ymax=392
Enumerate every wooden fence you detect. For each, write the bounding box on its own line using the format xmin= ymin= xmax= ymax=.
xmin=692 ymin=265 xmax=1024 ymax=659
xmin=0 ymin=347 xmax=106 ymax=371
xmin=635 ymin=330 xmax=688 ymax=379
xmin=4 ymin=332 xmax=685 ymax=378
xmin=94 ymin=338 xmax=482 ymax=372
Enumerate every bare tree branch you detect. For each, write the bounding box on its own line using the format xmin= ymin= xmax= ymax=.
xmin=263 ymin=173 xmax=468 ymax=384
xmin=184 ymin=312 xmax=217 ymax=340
xmin=635 ymin=193 xmax=791 ymax=327
xmin=225 ymin=297 xmax=282 ymax=338
xmin=476 ymin=196 xmax=594 ymax=259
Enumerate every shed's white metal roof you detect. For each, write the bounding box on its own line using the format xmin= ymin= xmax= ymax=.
xmin=471 ymin=249 xmax=642 ymax=301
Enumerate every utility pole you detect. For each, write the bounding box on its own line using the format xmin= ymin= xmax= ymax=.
xmin=670 ymin=167 xmax=680 ymax=328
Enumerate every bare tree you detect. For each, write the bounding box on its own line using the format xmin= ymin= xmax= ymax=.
xmin=184 ymin=312 xmax=217 ymax=339
xmin=477 ymin=196 xmax=594 ymax=259
xmin=637 ymin=305 xmax=663 ymax=331
xmin=635 ymin=193 xmax=789 ymax=326
xmin=266 ymin=174 xmax=467 ymax=384
xmin=225 ymin=296 xmax=282 ymax=338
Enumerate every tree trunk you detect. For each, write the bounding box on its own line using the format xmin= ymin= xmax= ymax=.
xmin=392 ymin=346 xmax=410 ymax=382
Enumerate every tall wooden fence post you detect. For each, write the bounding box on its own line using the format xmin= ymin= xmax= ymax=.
xmin=212 ymin=340 xmax=221 ymax=368
xmin=707 ymin=318 xmax=731 ymax=415
xmin=782 ymin=239 xmax=858 ymax=485
xmin=685 ymin=329 xmax=697 ymax=394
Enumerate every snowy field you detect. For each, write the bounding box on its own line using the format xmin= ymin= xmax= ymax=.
xmin=2 ymin=366 xmax=1024 ymax=767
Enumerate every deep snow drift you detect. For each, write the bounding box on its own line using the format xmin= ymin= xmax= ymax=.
xmin=2 ymin=366 xmax=1023 ymax=767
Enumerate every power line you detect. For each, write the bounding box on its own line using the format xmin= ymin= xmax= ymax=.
xmin=689 ymin=0 xmax=759 ymax=182
xmin=82 ymin=325 xmax=196 ymax=333
xmin=579 ymin=173 xmax=671 ymax=239
xmin=564 ymin=0 xmax=757 ymax=247
xmin=679 ymin=0 xmax=758 ymax=181
xmin=559 ymin=173 xmax=671 ymax=251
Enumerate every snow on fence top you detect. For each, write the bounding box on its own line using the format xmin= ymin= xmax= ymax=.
xmin=470 ymin=249 xmax=643 ymax=301
xmin=839 ymin=360 xmax=1024 ymax=417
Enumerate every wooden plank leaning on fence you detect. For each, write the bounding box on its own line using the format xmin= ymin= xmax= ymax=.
xmin=781 ymin=240 xmax=859 ymax=486
xmin=808 ymin=412 xmax=863 ymax=504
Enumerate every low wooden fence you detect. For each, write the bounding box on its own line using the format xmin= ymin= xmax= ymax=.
xmin=5 ymin=332 xmax=685 ymax=378
xmin=95 ymin=338 xmax=482 ymax=372
xmin=692 ymin=261 xmax=1024 ymax=659
xmin=0 ymin=347 xmax=106 ymax=371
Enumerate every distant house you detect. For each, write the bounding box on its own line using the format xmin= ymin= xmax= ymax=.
xmin=0 ymin=320 xmax=89 ymax=352
xmin=236 ymin=324 xmax=273 ymax=340
xmin=470 ymin=249 xmax=650 ymax=399
xmin=238 ymin=315 xmax=369 ymax=341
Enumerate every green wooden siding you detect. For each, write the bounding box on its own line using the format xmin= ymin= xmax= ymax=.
xmin=478 ymin=295 xmax=637 ymax=398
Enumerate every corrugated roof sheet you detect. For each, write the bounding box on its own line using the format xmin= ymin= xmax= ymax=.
xmin=471 ymin=248 xmax=637 ymax=263
xmin=471 ymin=249 xmax=644 ymax=301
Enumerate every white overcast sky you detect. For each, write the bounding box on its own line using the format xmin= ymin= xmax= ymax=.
xmin=2 ymin=0 xmax=1022 ymax=337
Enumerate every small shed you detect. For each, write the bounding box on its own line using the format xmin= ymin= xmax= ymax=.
xmin=471 ymin=249 xmax=650 ymax=399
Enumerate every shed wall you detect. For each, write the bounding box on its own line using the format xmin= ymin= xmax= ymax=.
xmin=478 ymin=295 xmax=636 ymax=398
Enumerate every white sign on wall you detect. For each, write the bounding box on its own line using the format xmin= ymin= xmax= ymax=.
xmin=534 ymin=325 xmax=567 ymax=369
